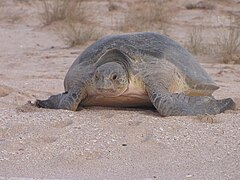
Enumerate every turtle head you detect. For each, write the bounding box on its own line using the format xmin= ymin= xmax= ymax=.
xmin=94 ymin=62 xmax=128 ymax=97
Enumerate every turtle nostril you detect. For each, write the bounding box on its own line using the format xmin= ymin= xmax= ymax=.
xmin=95 ymin=74 xmax=100 ymax=80
xmin=112 ymin=74 xmax=117 ymax=80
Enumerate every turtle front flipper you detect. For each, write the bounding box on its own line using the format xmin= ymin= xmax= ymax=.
xmin=36 ymin=90 xmax=86 ymax=111
xmin=147 ymin=90 xmax=236 ymax=116
xmin=36 ymin=93 xmax=64 ymax=109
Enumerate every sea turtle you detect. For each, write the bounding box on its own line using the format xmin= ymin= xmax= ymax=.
xmin=36 ymin=32 xmax=235 ymax=116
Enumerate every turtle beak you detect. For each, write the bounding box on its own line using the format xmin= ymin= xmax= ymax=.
xmin=97 ymin=79 xmax=114 ymax=91
xmin=103 ymin=79 xmax=115 ymax=90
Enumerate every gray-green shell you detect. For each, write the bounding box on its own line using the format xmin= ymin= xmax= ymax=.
xmin=65 ymin=32 xmax=215 ymax=90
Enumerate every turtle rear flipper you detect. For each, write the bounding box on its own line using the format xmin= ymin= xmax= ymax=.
xmin=185 ymin=82 xmax=219 ymax=96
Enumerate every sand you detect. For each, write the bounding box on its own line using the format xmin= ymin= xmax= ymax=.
xmin=0 ymin=0 xmax=240 ymax=179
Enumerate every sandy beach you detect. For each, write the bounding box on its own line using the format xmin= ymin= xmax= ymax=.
xmin=0 ymin=0 xmax=240 ymax=179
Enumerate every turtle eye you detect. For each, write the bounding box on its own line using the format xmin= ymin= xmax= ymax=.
xmin=112 ymin=74 xmax=117 ymax=80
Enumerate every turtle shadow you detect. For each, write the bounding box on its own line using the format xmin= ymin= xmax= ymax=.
xmin=81 ymin=106 xmax=160 ymax=117
xmin=139 ymin=109 xmax=160 ymax=117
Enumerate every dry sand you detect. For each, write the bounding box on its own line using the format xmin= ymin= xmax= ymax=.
xmin=0 ymin=0 xmax=240 ymax=179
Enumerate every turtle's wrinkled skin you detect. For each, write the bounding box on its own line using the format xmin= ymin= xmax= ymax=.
xmin=36 ymin=32 xmax=236 ymax=116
